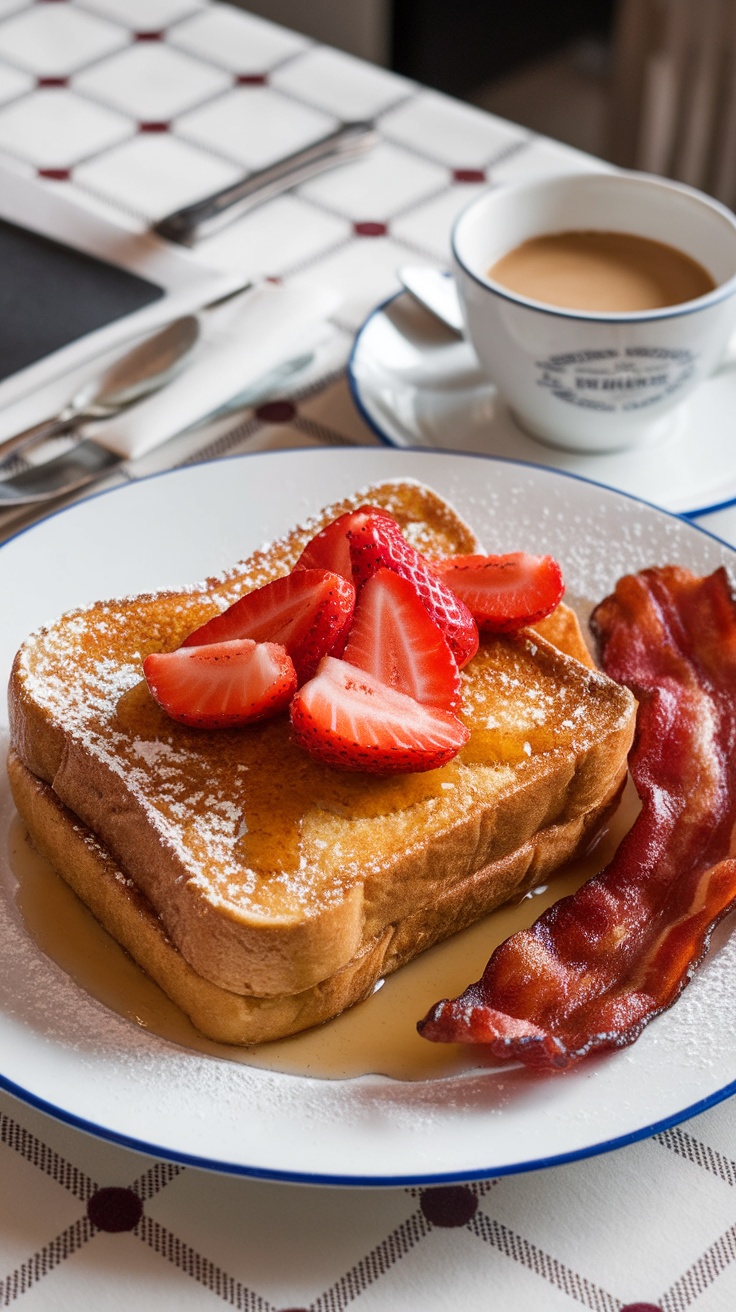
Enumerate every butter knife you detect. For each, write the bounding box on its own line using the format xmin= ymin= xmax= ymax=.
xmin=154 ymin=120 xmax=378 ymax=246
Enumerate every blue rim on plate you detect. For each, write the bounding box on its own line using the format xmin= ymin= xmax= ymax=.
xmin=2 ymin=1062 xmax=736 ymax=1188
xmin=2 ymin=446 xmax=736 ymax=1186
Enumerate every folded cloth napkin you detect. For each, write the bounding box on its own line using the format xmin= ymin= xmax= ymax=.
xmin=92 ymin=280 xmax=340 ymax=461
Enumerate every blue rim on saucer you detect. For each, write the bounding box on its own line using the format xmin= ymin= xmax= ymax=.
xmin=348 ymin=289 xmax=736 ymax=520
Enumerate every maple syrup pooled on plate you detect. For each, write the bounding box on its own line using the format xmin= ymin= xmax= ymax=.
xmin=9 ymin=778 xmax=639 ymax=1082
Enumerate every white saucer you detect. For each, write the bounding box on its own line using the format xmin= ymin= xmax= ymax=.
xmin=348 ymin=291 xmax=736 ymax=517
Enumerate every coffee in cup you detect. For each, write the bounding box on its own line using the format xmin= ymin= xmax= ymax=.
xmin=487 ymin=230 xmax=716 ymax=313
xmin=452 ymin=172 xmax=736 ymax=453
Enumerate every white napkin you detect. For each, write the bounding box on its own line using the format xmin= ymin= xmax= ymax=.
xmin=93 ymin=280 xmax=340 ymax=461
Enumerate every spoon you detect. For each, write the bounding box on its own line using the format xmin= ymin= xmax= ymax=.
xmin=0 ymin=314 xmax=200 ymax=466
xmin=398 ymin=266 xmax=465 ymax=336
xmin=0 ymin=344 xmax=321 ymax=508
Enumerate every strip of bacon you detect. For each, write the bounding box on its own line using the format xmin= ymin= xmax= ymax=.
xmin=418 ymin=566 xmax=736 ymax=1071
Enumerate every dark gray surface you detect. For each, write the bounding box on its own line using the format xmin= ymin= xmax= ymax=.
xmin=0 ymin=218 xmax=164 ymax=380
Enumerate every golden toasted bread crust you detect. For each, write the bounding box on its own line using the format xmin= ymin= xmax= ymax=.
xmin=8 ymin=480 xmax=637 ymax=1012
xmin=8 ymin=750 xmax=625 ymax=1044
xmin=532 ymin=606 xmax=595 ymax=668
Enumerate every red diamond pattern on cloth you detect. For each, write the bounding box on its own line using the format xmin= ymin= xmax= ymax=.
xmin=87 ymin=1188 xmax=143 ymax=1233
xmin=420 ymin=1186 xmax=479 ymax=1227
xmin=354 ymin=221 xmax=388 ymax=237
xmin=453 ymin=167 xmax=486 ymax=183
xmin=255 ymin=400 xmax=297 ymax=424
xmin=620 ymin=1305 xmax=664 ymax=1311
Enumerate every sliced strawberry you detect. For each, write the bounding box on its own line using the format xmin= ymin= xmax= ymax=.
xmin=181 ymin=569 xmax=354 ymax=684
xmin=144 ymin=639 xmax=296 ymax=729
xmin=293 ymin=506 xmax=395 ymax=580
xmin=432 ymin=553 xmax=564 ymax=633
xmin=347 ymin=515 xmax=479 ymax=668
xmin=290 ymin=656 xmax=469 ymax=773
xmin=343 ymin=567 xmax=461 ymax=709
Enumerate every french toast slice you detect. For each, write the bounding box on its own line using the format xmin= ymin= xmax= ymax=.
xmin=8 ymin=480 xmax=636 ymax=1038
xmin=7 ymin=748 xmax=625 ymax=1044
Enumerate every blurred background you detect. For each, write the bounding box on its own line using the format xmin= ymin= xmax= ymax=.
xmin=226 ymin=0 xmax=736 ymax=209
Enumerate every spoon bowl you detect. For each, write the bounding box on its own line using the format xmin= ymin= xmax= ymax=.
xmin=0 ymin=315 xmax=200 ymax=465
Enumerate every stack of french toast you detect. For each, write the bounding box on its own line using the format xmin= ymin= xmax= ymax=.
xmin=7 ymin=480 xmax=636 ymax=1045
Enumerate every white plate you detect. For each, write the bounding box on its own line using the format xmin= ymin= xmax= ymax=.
xmin=2 ymin=447 xmax=736 ymax=1185
xmin=348 ymin=290 xmax=736 ymax=518
xmin=0 ymin=165 xmax=242 ymax=442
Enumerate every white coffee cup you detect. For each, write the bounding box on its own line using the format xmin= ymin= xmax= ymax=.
xmin=451 ymin=171 xmax=736 ymax=453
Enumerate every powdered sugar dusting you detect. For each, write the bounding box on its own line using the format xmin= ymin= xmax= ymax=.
xmin=8 ymin=482 xmax=501 ymax=931
xmin=4 ymin=452 xmax=736 ymax=1179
